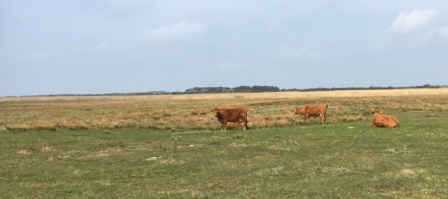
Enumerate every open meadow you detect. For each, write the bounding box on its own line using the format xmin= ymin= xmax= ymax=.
xmin=1 ymin=88 xmax=448 ymax=198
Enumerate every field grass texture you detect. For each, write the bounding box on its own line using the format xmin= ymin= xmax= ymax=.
xmin=1 ymin=88 xmax=448 ymax=131
xmin=1 ymin=111 xmax=447 ymax=198
xmin=1 ymin=88 xmax=448 ymax=197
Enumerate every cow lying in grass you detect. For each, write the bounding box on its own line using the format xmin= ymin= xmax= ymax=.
xmin=212 ymin=108 xmax=248 ymax=131
xmin=370 ymin=109 xmax=400 ymax=128
xmin=293 ymin=104 xmax=327 ymax=124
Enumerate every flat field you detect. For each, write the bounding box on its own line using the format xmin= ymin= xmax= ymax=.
xmin=0 ymin=88 xmax=447 ymax=198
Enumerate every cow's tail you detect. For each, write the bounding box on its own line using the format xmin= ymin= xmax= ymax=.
xmin=324 ymin=104 xmax=328 ymax=123
xmin=244 ymin=114 xmax=249 ymax=130
xmin=243 ymin=110 xmax=249 ymax=130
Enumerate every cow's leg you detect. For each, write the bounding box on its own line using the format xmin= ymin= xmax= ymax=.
xmin=242 ymin=120 xmax=247 ymax=130
xmin=244 ymin=119 xmax=248 ymax=130
xmin=222 ymin=121 xmax=227 ymax=131
xmin=239 ymin=118 xmax=247 ymax=130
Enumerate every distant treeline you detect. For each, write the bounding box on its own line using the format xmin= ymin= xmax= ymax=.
xmin=283 ymin=84 xmax=445 ymax=92
xmin=185 ymin=84 xmax=445 ymax=94
xmin=7 ymin=84 xmax=446 ymax=98
xmin=185 ymin=86 xmax=280 ymax=93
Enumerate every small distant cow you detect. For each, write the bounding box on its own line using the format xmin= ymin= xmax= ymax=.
xmin=212 ymin=108 xmax=248 ymax=131
xmin=293 ymin=104 xmax=328 ymax=123
xmin=370 ymin=109 xmax=400 ymax=128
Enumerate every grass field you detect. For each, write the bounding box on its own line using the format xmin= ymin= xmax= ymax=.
xmin=1 ymin=89 xmax=447 ymax=198
xmin=1 ymin=88 xmax=447 ymax=131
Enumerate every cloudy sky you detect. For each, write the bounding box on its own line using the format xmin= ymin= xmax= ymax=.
xmin=1 ymin=1 xmax=448 ymax=96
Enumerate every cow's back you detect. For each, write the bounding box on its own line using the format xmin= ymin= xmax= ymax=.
xmin=220 ymin=108 xmax=247 ymax=122
xmin=306 ymin=104 xmax=327 ymax=116
xmin=390 ymin=115 xmax=399 ymax=126
xmin=371 ymin=113 xmax=399 ymax=128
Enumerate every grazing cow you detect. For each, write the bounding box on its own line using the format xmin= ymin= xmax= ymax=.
xmin=212 ymin=108 xmax=248 ymax=131
xmin=293 ymin=104 xmax=327 ymax=123
xmin=370 ymin=109 xmax=399 ymax=128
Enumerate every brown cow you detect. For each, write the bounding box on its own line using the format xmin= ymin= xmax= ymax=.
xmin=293 ymin=104 xmax=327 ymax=123
xmin=212 ymin=108 xmax=248 ymax=131
xmin=370 ymin=109 xmax=399 ymax=128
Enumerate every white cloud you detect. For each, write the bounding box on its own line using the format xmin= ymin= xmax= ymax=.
xmin=267 ymin=21 xmax=282 ymax=31
xmin=96 ymin=41 xmax=110 ymax=51
xmin=439 ymin=26 xmax=448 ymax=38
xmin=278 ymin=45 xmax=319 ymax=60
xmin=30 ymin=51 xmax=53 ymax=59
xmin=217 ymin=62 xmax=243 ymax=70
xmin=389 ymin=9 xmax=440 ymax=34
xmin=292 ymin=46 xmax=318 ymax=59
xmin=142 ymin=21 xmax=206 ymax=40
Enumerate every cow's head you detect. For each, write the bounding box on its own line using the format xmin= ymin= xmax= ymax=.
xmin=212 ymin=108 xmax=220 ymax=117
xmin=293 ymin=107 xmax=305 ymax=115
xmin=374 ymin=109 xmax=383 ymax=114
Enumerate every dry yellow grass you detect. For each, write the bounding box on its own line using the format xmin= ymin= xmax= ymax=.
xmin=2 ymin=88 xmax=448 ymax=102
xmin=1 ymin=88 xmax=447 ymax=131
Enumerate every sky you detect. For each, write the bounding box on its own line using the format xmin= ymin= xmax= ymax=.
xmin=1 ymin=0 xmax=448 ymax=96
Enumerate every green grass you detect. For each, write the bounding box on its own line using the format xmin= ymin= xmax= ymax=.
xmin=1 ymin=110 xmax=447 ymax=198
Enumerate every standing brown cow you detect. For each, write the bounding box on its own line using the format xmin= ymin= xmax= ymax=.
xmin=370 ymin=109 xmax=399 ymax=128
xmin=212 ymin=108 xmax=248 ymax=131
xmin=293 ymin=104 xmax=327 ymax=123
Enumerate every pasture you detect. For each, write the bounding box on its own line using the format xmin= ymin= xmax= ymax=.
xmin=1 ymin=89 xmax=447 ymax=198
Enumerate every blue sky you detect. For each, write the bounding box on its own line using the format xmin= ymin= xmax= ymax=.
xmin=1 ymin=0 xmax=448 ymax=96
